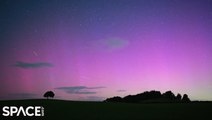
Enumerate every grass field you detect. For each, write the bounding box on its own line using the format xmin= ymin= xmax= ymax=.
xmin=0 ymin=99 xmax=212 ymax=120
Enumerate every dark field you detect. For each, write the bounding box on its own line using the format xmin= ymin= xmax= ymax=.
xmin=0 ymin=99 xmax=212 ymax=120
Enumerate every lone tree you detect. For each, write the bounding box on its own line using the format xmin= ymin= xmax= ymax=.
xmin=43 ymin=91 xmax=55 ymax=99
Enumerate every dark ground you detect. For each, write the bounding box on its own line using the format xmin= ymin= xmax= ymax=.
xmin=0 ymin=99 xmax=212 ymax=120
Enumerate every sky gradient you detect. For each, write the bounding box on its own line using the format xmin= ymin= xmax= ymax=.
xmin=0 ymin=0 xmax=212 ymax=101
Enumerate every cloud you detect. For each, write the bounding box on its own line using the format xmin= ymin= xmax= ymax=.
xmin=95 ymin=37 xmax=129 ymax=51
xmin=86 ymin=96 xmax=106 ymax=101
xmin=14 ymin=61 xmax=53 ymax=68
xmin=117 ymin=90 xmax=127 ymax=92
xmin=55 ymin=86 xmax=105 ymax=94
xmin=8 ymin=93 xmax=37 ymax=99
xmin=86 ymin=86 xmax=106 ymax=89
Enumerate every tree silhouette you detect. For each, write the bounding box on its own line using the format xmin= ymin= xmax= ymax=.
xmin=182 ymin=94 xmax=190 ymax=102
xmin=43 ymin=91 xmax=55 ymax=99
xmin=105 ymin=96 xmax=122 ymax=102
xmin=176 ymin=93 xmax=182 ymax=101
xmin=105 ymin=90 xmax=191 ymax=103
xmin=162 ymin=91 xmax=175 ymax=99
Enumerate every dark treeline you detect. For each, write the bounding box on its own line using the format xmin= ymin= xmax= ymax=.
xmin=105 ymin=90 xmax=191 ymax=103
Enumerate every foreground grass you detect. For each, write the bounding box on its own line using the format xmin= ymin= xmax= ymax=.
xmin=0 ymin=99 xmax=212 ymax=120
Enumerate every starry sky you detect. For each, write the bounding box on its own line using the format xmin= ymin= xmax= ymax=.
xmin=0 ymin=0 xmax=212 ymax=101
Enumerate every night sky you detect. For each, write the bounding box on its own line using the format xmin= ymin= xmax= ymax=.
xmin=1 ymin=0 xmax=212 ymax=101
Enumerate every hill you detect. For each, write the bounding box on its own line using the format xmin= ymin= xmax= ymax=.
xmin=0 ymin=99 xmax=212 ymax=120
